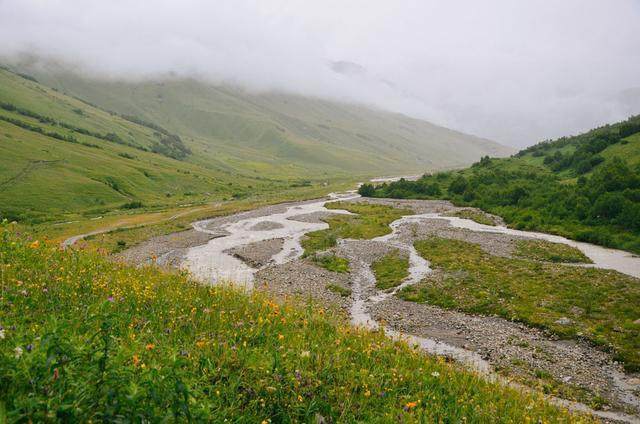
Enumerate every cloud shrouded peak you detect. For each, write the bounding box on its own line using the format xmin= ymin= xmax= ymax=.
xmin=1 ymin=0 xmax=639 ymax=147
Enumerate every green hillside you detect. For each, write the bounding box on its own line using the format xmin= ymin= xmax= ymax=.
xmin=0 ymin=64 xmax=512 ymax=224
xmin=361 ymin=115 xmax=640 ymax=253
xmin=17 ymin=63 xmax=511 ymax=177
xmin=0 ymin=68 xmax=351 ymax=223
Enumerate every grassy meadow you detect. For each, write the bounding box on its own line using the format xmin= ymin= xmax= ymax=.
xmin=0 ymin=67 xmax=363 ymax=226
xmin=0 ymin=223 xmax=589 ymax=422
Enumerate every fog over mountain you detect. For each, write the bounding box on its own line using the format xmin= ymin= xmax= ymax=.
xmin=1 ymin=0 xmax=639 ymax=147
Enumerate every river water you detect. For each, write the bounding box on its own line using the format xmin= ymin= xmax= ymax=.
xmin=185 ymin=194 xmax=640 ymax=283
xmin=182 ymin=192 xmax=358 ymax=288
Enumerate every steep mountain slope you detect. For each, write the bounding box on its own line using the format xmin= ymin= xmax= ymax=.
xmin=0 ymin=68 xmax=299 ymax=222
xmin=18 ymin=64 xmax=512 ymax=176
xmin=362 ymin=115 xmax=640 ymax=253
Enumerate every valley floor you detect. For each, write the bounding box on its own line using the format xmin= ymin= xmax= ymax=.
xmin=116 ymin=194 xmax=640 ymax=422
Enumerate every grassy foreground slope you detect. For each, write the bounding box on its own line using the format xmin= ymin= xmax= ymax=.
xmin=362 ymin=115 xmax=640 ymax=253
xmin=18 ymin=63 xmax=512 ymax=177
xmin=0 ymin=224 xmax=585 ymax=422
xmin=0 ymin=68 xmax=353 ymax=224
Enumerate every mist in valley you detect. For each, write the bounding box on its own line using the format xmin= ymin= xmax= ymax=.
xmin=1 ymin=0 xmax=639 ymax=147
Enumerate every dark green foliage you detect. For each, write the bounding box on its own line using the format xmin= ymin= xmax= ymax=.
xmin=358 ymin=183 xmax=375 ymax=197
xmin=151 ymin=134 xmax=191 ymax=160
xmin=121 ymin=201 xmax=144 ymax=209
xmin=118 ymin=114 xmax=172 ymax=136
xmin=118 ymin=152 xmax=136 ymax=160
xmin=363 ymin=116 xmax=640 ymax=254
xmin=448 ymin=176 xmax=468 ymax=195
xmin=104 ymin=177 xmax=122 ymax=193
xmin=519 ymin=115 xmax=640 ymax=174
xmin=0 ymin=102 xmax=193 ymax=160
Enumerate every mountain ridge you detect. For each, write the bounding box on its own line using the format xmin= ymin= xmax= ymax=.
xmin=9 ymin=61 xmax=512 ymax=175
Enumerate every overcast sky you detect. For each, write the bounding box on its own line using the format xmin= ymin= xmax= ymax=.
xmin=1 ymin=0 xmax=640 ymax=147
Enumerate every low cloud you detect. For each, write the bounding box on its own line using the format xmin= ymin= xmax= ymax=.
xmin=1 ymin=0 xmax=639 ymax=147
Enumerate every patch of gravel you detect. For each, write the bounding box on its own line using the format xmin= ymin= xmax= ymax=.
xmin=445 ymin=207 xmax=506 ymax=226
xmin=226 ymin=238 xmax=284 ymax=268
xmin=249 ymin=221 xmax=284 ymax=231
xmin=194 ymin=197 xmax=328 ymax=233
xmin=287 ymin=211 xmax=333 ymax=223
xmin=372 ymin=296 xmax=640 ymax=415
xmin=337 ymin=239 xmax=397 ymax=264
xmin=114 ymin=229 xmax=218 ymax=266
xmin=256 ymin=259 xmax=352 ymax=310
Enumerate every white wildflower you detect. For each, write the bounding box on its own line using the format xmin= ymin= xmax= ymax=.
xmin=14 ymin=346 xmax=23 ymax=358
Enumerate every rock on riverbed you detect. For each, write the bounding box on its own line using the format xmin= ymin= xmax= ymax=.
xmin=226 ymin=238 xmax=285 ymax=268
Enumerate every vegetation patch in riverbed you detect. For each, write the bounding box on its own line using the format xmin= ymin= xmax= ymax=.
xmin=514 ymin=239 xmax=592 ymax=263
xmin=301 ymin=202 xmax=412 ymax=256
xmin=0 ymin=223 xmax=586 ymax=422
xmin=400 ymin=237 xmax=640 ymax=372
xmin=371 ymin=250 xmax=410 ymax=290
xmin=312 ymin=253 xmax=350 ymax=273
xmin=325 ymin=283 xmax=352 ymax=297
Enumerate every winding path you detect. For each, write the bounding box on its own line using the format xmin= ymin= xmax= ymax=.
xmin=61 ymin=206 xmax=209 ymax=248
